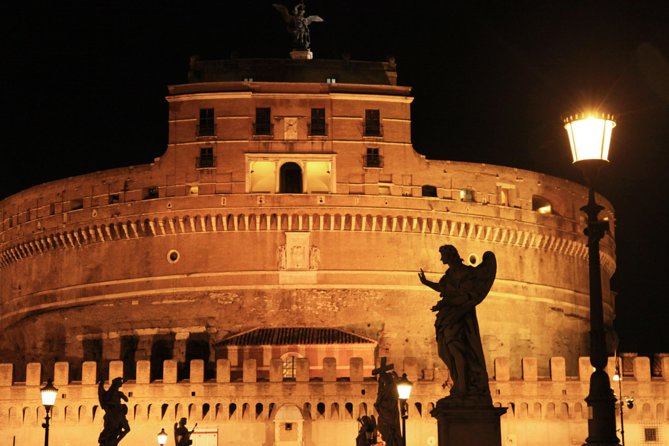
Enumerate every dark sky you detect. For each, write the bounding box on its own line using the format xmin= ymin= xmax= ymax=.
xmin=2 ymin=2 xmax=669 ymax=353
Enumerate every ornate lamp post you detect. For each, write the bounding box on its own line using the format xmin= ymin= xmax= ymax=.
xmin=563 ymin=112 xmax=619 ymax=445
xmin=157 ymin=428 xmax=169 ymax=445
xmin=40 ymin=379 xmax=58 ymax=446
xmin=396 ymin=373 xmax=413 ymax=446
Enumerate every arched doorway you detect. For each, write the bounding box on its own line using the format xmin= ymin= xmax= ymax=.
xmin=280 ymin=162 xmax=303 ymax=193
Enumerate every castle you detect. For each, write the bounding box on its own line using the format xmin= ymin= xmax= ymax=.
xmin=0 ymin=55 xmax=664 ymax=445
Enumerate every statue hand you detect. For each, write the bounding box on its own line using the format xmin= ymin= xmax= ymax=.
xmin=418 ymin=268 xmax=428 ymax=284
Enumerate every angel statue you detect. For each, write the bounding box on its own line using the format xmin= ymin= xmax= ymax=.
xmin=418 ymin=245 xmax=496 ymax=408
xmin=98 ymin=377 xmax=131 ymax=446
xmin=273 ymin=1 xmax=323 ymax=51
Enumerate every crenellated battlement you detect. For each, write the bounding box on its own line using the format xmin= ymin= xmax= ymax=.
xmin=3 ymin=355 xmax=667 ymax=387
xmin=1 ymin=355 xmax=667 ymax=426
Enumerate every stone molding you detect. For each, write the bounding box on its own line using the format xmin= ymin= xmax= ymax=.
xmin=0 ymin=210 xmax=613 ymax=271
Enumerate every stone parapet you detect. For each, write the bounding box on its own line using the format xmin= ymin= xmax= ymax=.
xmin=0 ymin=355 xmax=665 ymax=427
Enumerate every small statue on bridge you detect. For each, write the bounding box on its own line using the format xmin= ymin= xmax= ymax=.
xmin=174 ymin=417 xmax=197 ymax=446
xmin=98 ymin=377 xmax=130 ymax=446
xmin=356 ymin=415 xmax=378 ymax=446
xmin=372 ymin=358 xmax=402 ymax=446
xmin=418 ymin=244 xmax=496 ymax=408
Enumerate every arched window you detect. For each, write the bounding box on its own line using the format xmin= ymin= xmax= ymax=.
xmin=421 ymin=185 xmax=437 ymax=197
xmin=532 ymin=195 xmax=553 ymax=214
xmin=280 ymin=162 xmax=303 ymax=193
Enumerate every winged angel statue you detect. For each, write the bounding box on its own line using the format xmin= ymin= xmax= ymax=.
xmin=273 ymin=1 xmax=323 ymax=51
xmin=418 ymin=245 xmax=496 ymax=408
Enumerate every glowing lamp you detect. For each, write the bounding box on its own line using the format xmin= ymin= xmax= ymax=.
xmin=396 ymin=373 xmax=413 ymax=400
xmin=40 ymin=380 xmax=58 ymax=408
xmin=157 ymin=428 xmax=168 ymax=445
xmin=563 ymin=113 xmax=616 ymax=163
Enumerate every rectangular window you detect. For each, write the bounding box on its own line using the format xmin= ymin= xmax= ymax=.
xmin=255 ymin=107 xmax=271 ymax=135
xmin=198 ymin=108 xmax=215 ymax=136
xmin=197 ymin=147 xmax=215 ymax=168
xmin=70 ymin=198 xmax=84 ymax=210
xmin=644 ymin=427 xmax=658 ymax=442
xmin=460 ymin=188 xmax=475 ymax=202
xmin=143 ymin=186 xmax=159 ymax=200
xmin=108 ymin=194 xmax=120 ymax=204
xmin=364 ymin=109 xmax=381 ymax=136
xmin=364 ymin=148 xmax=382 ymax=168
xmin=310 ymin=108 xmax=326 ymax=136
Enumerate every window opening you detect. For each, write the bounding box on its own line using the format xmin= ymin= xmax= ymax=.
xmin=532 ymin=195 xmax=553 ymax=214
xmin=280 ymin=162 xmax=303 ymax=193
xmin=460 ymin=189 xmax=475 ymax=202
xmin=365 ymin=148 xmax=382 ymax=168
xmin=364 ymin=109 xmax=381 ymax=136
xmin=422 ymin=185 xmax=438 ymax=197
xmin=282 ymin=354 xmax=298 ymax=379
xmin=310 ymin=108 xmax=326 ymax=136
xmin=143 ymin=187 xmax=159 ymax=200
xmin=197 ymin=147 xmax=215 ymax=168
xmin=198 ymin=108 xmax=215 ymax=136
xmin=255 ymin=107 xmax=272 ymax=135
xmin=108 ymin=194 xmax=120 ymax=204
xmin=70 ymin=198 xmax=84 ymax=210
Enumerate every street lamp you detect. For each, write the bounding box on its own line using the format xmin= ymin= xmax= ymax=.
xmin=157 ymin=428 xmax=169 ymax=445
xmin=396 ymin=373 xmax=413 ymax=446
xmin=613 ymin=357 xmax=635 ymax=446
xmin=40 ymin=379 xmax=58 ymax=446
xmin=563 ymin=112 xmax=619 ymax=445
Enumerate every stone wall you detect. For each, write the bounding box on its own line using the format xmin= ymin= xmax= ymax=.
xmin=1 ymin=355 xmax=667 ymax=446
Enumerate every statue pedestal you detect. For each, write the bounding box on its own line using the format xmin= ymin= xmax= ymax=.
xmin=290 ymin=50 xmax=313 ymax=60
xmin=432 ymin=405 xmax=507 ymax=446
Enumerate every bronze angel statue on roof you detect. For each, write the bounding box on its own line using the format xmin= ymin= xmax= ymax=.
xmin=273 ymin=1 xmax=323 ymax=51
xmin=418 ymin=245 xmax=496 ymax=409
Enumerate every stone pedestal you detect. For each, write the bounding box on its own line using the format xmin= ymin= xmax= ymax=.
xmin=290 ymin=50 xmax=313 ymax=60
xmin=432 ymin=406 xmax=507 ymax=446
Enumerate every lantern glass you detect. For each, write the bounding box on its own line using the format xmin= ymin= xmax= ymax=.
xmin=563 ymin=114 xmax=616 ymax=163
xmin=157 ymin=428 xmax=168 ymax=445
xmin=396 ymin=373 xmax=413 ymax=400
xmin=40 ymin=380 xmax=58 ymax=407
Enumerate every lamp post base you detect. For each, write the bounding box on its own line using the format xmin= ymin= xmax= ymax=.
xmin=432 ymin=406 xmax=507 ymax=446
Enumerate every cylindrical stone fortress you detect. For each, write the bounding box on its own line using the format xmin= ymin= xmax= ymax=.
xmin=0 ymin=58 xmax=615 ymax=379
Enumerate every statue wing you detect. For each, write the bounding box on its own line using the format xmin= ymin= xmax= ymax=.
xmin=305 ymin=15 xmax=324 ymax=25
xmin=273 ymin=4 xmax=292 ymax=24
xmin=471 ymin=251 xmax=496 ymax=305
xmin=97 ymin=381 xmax=106 ymax=406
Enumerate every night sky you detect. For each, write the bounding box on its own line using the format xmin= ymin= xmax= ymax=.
xmin=2 ymin=2 xmax=669 ymax=353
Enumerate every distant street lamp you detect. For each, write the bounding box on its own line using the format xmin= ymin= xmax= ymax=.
xmin=157 ymin=428 xmax=169 ymax=445
xmin=563 ymin=112 xmax=619 ymax=445
xmin=40 ymin=379 xmax=58 ymax=446
xmin=613 ymin=357 xmax=635 ymax=446
xmin=396 ymin=373 xmax=413 ymax=446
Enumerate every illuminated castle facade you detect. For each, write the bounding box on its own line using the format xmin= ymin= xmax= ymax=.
xmin=0 ymin=56 xmax=664 ymax=446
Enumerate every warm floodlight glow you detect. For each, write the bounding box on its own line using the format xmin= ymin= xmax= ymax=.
xmin=563 ymin=113 xmax=616 ymax=163
xmin=613 ymin=373 xmax=621 ymax=382
xmin=157 ymin=428 xmax=168 ymax=445
xmin=40 ymin=380 xmax=58 ymax=407
xmin=537 ymin=204 xmax=552 ymax=214
xmin=396 ymin=373 xmax=413 ymax=400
